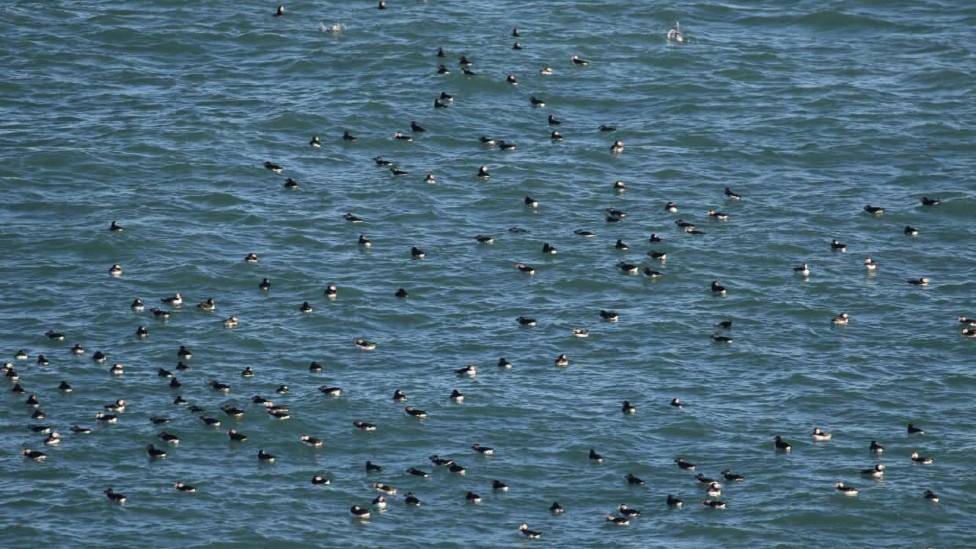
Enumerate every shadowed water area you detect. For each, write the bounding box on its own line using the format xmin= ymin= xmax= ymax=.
xmin=1 ymin=0 xmax=975 ymax=547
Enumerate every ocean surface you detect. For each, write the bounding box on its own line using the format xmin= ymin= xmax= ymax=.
xmin=1 ymin=0 xmax=975 ymax=547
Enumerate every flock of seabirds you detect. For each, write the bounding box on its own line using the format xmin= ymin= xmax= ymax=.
xmin=9 ymin=4 xmax=973 ymax=540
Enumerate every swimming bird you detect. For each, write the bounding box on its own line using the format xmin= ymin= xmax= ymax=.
xmin=390 ymin=166 xmax=409 ymax=176
xmin=158 ymin=432 xmax=180 ymax=445
xmin=392 ymin=389 xmax=407 ymax=402
xmin=724 ymin=186 xmax=741 ymax=200
xmin=911 ymin=451 xmax=933 ymax=464
xmin=146 ymin=444 xmax=167 ymax=459
xmin=904 ymin=225 xmax=919 ymax=236
xmin=667 ymin=495 xmax=684 ymax=509
xmin=722 ymin=470 xmax=745 ymax=482
xmin=571 ymin=54 xmax=589 ymax=66
xmin=835 ymin=481 xmax=859 ymax=496
xmin=161 ymin=292 xmax=183 ymax=306
xmin=675 ymin=458 xmax=696 ymax=471
xmin=610 ymin=140 xmax=624 ymax=153
xmin=354 ymin=421 xmax=377 ymax=432
xmin=46 ymin=330 xmax=65 ymax=341
xmin=774 ymin=436 xmax=792 ymax=452
xmin=707 ymin=482 xmax=723 ymax=498
xmin=478 ymin=165 xmax=490 ymax=178
xmin=319 ymin=386 xmax=342 ymax=397
xmin=861 ymin=464 xmax=885 ymax=478
xmin=410 ymin=121 xmax=426 ymax=133
xmin=109 ymin=220 xmax=124 ymax=232
xmin=514 ymin=263 xmax=535 ymax=274
xmin=870 ymin=440 xmax=884 ymax=454
xmin=671 ymin=398 xmax=684 ymax=408
xmin=373 ymin=482 xmax=397 ymax=496
xmin=472 ymin=444 xmax=494 ymax=456
xmin=59 ymin=381 xmax=72 ymax=392
xmin=104 ymin=488 xmax=126 ymax=504
xmin=643 ymin=267 xmax=664 ymax=278
xmin=197 ymin=298 xmax=215 ymax=312
xmin=665 ymin=202 xmax=679 ymax=213
xmin=529 ymin=96 xmax=545 ymax=107
xmin=405 ymin=492 xmax=421 ymax=506
xmin=474 ymin=234 xmax=494 ymax=245
xmin=921 ymin=197 xmax=942 ymax=206
xmin=394 ymin=288 xmax=408 ymax=298
xmin=589 ymin=448 xmax=604 ymax=464
xmin=450 ymin=389 xmax=464 ymax=402
xmin=309 ymin=135 xmax=321 ymax=147
xmin=465 ymin=491 xmax=482 ymax=504
xmin=353 ymin=337 xmax=376 ymax=351
xmin=648 ymin=250 xmax=667 ymax=261
xmin=174 ymin=482 xmax=196 ymax=493
xmin=695 ymin=473 xmax=718 ymax=485
xmin=548 ymin=114 xmax=561 ymax=125
xmin=492 ymin=479 xmax=508 ymax=491
xmin=703 ymin=499 xmax=727 ymax=509
xmin=519 ymin=523 xmax=542 ymax=539
xmin=257 ymin=449 xmax=275 ymax=463
xmin=812 ymin=427 xmax=832 ymax=441
xmin=71 ymin=425 xmax=92 ymax=434
xmin=711 ymin=333 xmax=733 ymax=343
xmin=299 ymin=301 xmax=313 ymax=313
xmin=22 ymin=448 xmax=47 ymax=461
xmin=407 ymin=468 xmax=429 ymax=478
xmin=109 ymin=264 xmax=122 ymax=277
xmin=617 ymin=262 xmax=638 ymax=275
xmin=959 ymin=316 xmax=976 ymax=327
xmin=436 ymin=66 xmax=450 ymax=77
xmin=832 ymin=313 xmax=850 ymax=325
xmin=864 ymin=205 xmax=885 ymax=215
xmin=228 ymin=429 xmax=247 ymax=442
xmin=264 ymin=161 xmax=282 ymax=174
xmin=497 ymin=357 xmax=513 ymax=369
xmin=393 ymin=132 xmax=413 ymax=142
xmin=864 ymin=257 xmax=877 ymax=271
xmin=324 ymin=284 xmax=338 ymax=299
xmin=606 ymin=515 xmax=630 ymax=526
xmin=95 ymin=413 xmax=118 ymax=424
xmin=524 ymin=196 xmax=539 ymax=208
xmin=576 ymin=229 xmax=596 ymax=237
xmin=506 ymin=74 xmax=518 ymax=85
xmin=924 ymin=490 xmax=940 ymax=503
xmin=456 ymin=365 xmax=477 ymax=377
xmin=549 ymin=501 xmax=564 ymax=514
xmin=343 ymin=130 xmax=357 ymax=141
xmin=617 ymin=504 xmax=641 ymax=518
xmin=600 ymin=310 xmax=619 ymax=322
xmin=542 ymin=242 xmax=557 ymax=255
xmin=554 ymin=353 xmax=569 ymax=367
xmin=622 ymin=401 xmax=636 ymax=415
xmin=259 ymin=278 xmax=271 ymax=291
xmin=350 ymin=505 xmax=370 ymax=519
xmin=371 ymin=496 xmax=387 ymax=510
xmin=614 ymin=180 xmax=626 ymax=192
xmin=667 ymin=22 xmax=685 ymax=43
xmin=517 ymin=316 xmax=536 ymax=327
xmin=429 ymin=455 xmax=454 ymax=466
xmin=540 ymin=66 xmax=554 ymax=75
xmin=405 ymin=406 xmax=427 ymax=419
xmin=710 ymin=280 xmax=727 ymax=295
xmin=512 ymin=41 xmax=522 ymax=49
xmin=707 ymin=209 xmax=729 ymax=220
xmin=907 ymin=277 xmax=930 ymax=286
xmin=344 ymin=212 xmax=364 ymax=223
xmin=625 ymin=473 xmax=645 ymax=486
xmin=831 ymin=239 xmax=847 ymax=251
xmin=794 ymin=263 xmax=811 ymax=277
xmin=223 ymin=316 xmax=239 ymax=328
xmin=449 ymin=463 xmax=467 ymax=475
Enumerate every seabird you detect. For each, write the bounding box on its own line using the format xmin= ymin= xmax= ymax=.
xmin=835 ymin=481 xmax=859 ymax=496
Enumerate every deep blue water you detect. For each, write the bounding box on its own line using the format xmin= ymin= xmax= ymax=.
xmin=1 ymin=1 xmax=975 ymax=547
